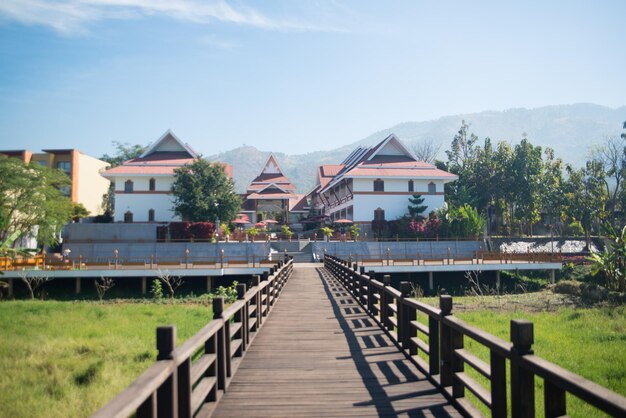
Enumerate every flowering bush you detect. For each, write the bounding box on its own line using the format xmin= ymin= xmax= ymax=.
xmin=189 ymin=222 xmax=215 ymax=240
xmin=409 ymin=212 xmax=443 ymax=238
xmin=169 ymin=222 xmax=191 ymax=240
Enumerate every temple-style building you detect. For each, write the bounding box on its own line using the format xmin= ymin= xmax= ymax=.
xmin=102 ymin=130 xmax=232 ymax=223
xmin=308 ymin=134 xmax=457 ymax=233
xmin=240 ymin=155 xmax=308 ymax=226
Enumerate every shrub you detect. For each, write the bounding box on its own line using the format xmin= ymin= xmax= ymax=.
xmin=189 ymin=222 xmax=215 ymax=240
xmin=151 ymin=279 xmax=163 ymax=300
xmin=553 ymin=280 xmax=581 ymax=296
xmin=169 ymin=222 xmax=191 ymax=240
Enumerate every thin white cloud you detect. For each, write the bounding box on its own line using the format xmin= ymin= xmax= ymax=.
xmin=0 ymin=0 xmax=343 ymax=34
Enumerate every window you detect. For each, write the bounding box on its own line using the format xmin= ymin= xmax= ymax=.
xmin=149 ymin=178 xmax=156 ymax=191
xmin=56 ymin=161 xmax=71 ymax=174
xmin=374 ymin=207 xmax=385 ymax=221
xmin=124 ymin=211 xmax=133 ymax=223
xmin=37 ymin=160 xmax=47 ymax=167
xmin=373 ymin=179 xmax=384 ymax=192
xmin=124 ymin=180 xmax=134 ymax=193
xmin=148 ymin=209 xmax=155 ymax=222
xmin=428 ymin=182 xmax=436 ymax=195
xmin=408 ymin=180 xmax=414 ymax=192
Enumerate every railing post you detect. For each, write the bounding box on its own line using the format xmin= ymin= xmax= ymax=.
xmin=399 ymin=281 xmax=412 ymax=350
xmin=237 ymin=283 xmax=248 ymax=353
xmin=382 ymin=275 xmax=391 ymax=330
xmin=439 ymin=295 xmax=454 ymax=389
xmin=367 ymin=270 xmax=375 ymax=314
xmin=213 ymin=297 xmax=227 ymax=390
xmin=251 ymin=275 xmax=261 ymax=329
xmin=156 ymin=326 xmax=178 ymax=418
xmin=510 ymin=319 xmax=535 ymax=418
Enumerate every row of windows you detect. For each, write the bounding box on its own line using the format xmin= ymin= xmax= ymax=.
xmin=373 ymin=179 xmax=437 ymax=194
xmin=124 ymin=209 xmax=155 ymax=223
xmin=124 ymin=178 xmax=157 ymax=193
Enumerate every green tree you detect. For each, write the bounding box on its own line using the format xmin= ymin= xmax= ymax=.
xmin=563 ymin=161 xmax=607 ymax=249
xmin=589 ymin=223 xmax=626 ymax=292
xmin=0 ymin=156 xmax=73 ymax=247
xmin=539 ymin=148 xmax=566 ymax=234
xmin=172 ymin=159 xmax=241 ymax=223
xmin=407 ymin=194 xmax=428 ymax=220
xmin=100 ymin=141 xmax=148 ymax=167
xmin=509 ymin=138 xmax=544 ymax=235
xmin=71 ymin=203 xmax=90 ymax=222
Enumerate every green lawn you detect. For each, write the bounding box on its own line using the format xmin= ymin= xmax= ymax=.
xmin=417 ymin=295 xmax=626 ymax=417
xmin=0 ymin=301 xmax=211 ymax=418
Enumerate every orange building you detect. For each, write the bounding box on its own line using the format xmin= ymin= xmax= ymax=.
xmin=0 ymin=149 xmax=110 ymax=215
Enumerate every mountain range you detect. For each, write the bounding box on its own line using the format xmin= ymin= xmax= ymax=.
xmin=207 ymin=103 xmax=626 ymax=194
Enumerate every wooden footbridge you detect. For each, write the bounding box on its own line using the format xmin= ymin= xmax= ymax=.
xmin=93 ymin=258 xmax=626 ymax=418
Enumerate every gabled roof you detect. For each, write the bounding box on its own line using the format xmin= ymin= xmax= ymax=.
xmin=319 ymin=133 xmax=457 ymax=193
xmin=247 ymin=154 xmax=297 ymax=193
xmin=139 ymin=130 xmax=198 ymax=159
xmin=246 ymin=182 xmax=297 ymax=200
xmin=103 ymin=130 xmax=200 ymax=178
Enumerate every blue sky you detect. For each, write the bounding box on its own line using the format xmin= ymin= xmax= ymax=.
xmin=0 ymin=0 xmax=625 ymax=158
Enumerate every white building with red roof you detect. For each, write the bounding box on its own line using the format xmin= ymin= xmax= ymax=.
xmin=102 ymin=130 xmax=232 ymax=223
xmin=313 ymin=134 xmax=457 ymax=230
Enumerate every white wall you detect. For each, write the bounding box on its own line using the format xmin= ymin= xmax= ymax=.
xmin=112 ymin=175 xmax=178 ymax=222
xmin=332 ymin=177 xmax=448 ymax=222
xmin=114 ymin=193 xmax=178 ymax=222
xmin=352 ymin=194 xmax=445 ymax=221
xmin=114 ymin=176 xmax=174 ymax=192
xmin=352 ymin=178 xmax=445 ymax=193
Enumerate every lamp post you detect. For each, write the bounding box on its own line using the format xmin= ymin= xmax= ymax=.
xmin=214 ymin=202 xmax=220 ymax=242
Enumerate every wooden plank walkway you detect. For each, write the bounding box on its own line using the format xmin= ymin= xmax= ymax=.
xmin=213 ymin=265 xmax=462 ymax=417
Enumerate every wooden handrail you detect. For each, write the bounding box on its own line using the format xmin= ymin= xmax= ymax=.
xmin=91 ymin=259 xmax=293 ymax=418
xmin=323 ymin=255 xmax=626 ymax=418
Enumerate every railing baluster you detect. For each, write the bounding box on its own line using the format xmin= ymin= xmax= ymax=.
xmin=213 ymin=297 xmax=227 ymax=391
xmin=137 ymin=392 xmax=157 ymax=418
xmin=490 ymin=350 xmax=507 ymax=418
xmin=428 ymin=314 xmax=439 ymax=375
xmin=440 ymin=295 xmax=453 ymax=389
xmin=177 ymin=358 xmax=191 ymax=418
xmin=544 ymin=380 xmax=566 ymax=417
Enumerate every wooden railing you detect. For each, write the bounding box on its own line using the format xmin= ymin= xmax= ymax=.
xmin=324 ymin=255 xmax=626 ymax=417
xmin=0 ymin=253 xmax=285 ymax=272
xmin=327 ymin=251 xmax=562 ymax=267
xmin=91 ymin=259 xmax=293 ymax=418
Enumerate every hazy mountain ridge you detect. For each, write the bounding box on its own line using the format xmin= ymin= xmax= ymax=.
xmin=207 ymin=104 xmax=626 ymax=193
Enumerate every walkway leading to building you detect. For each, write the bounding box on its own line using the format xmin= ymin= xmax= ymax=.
xmin=212 ymin=264 xmax=461 ymax=417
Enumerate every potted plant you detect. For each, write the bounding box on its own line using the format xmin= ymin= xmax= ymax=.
xmin=349 ymin=224 xmax=360 ymax=241
xmin=247 ymin=227 xmax=259 ymax=242
xmin=221 ymin=224 xmax=231 ymax=242
xmin=281 ymin=225 xmax=294 ymax=241
xmin=320 ymin=226 xmax=334 ymax=242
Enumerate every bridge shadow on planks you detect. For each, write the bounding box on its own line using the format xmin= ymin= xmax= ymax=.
xmin=212 ymin=265 xmax=461 ymax=417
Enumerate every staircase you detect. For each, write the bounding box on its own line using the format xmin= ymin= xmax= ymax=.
xmin=271 ymin=241 xmax=314 ymax=263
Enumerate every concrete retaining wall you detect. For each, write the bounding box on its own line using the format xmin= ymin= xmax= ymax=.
xmin=64 ymin=242 xmax=272 ymax=260
xmin=312 ymin=241 xmax=484 ymax=261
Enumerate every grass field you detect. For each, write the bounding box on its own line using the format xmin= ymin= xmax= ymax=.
xmin=418 ymin=294 xmax=626 ymax=417
xmin=0 ymin=300 xmax=212 ymax=418
xmin=0 ymin=292 xmax=623 ymax=417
